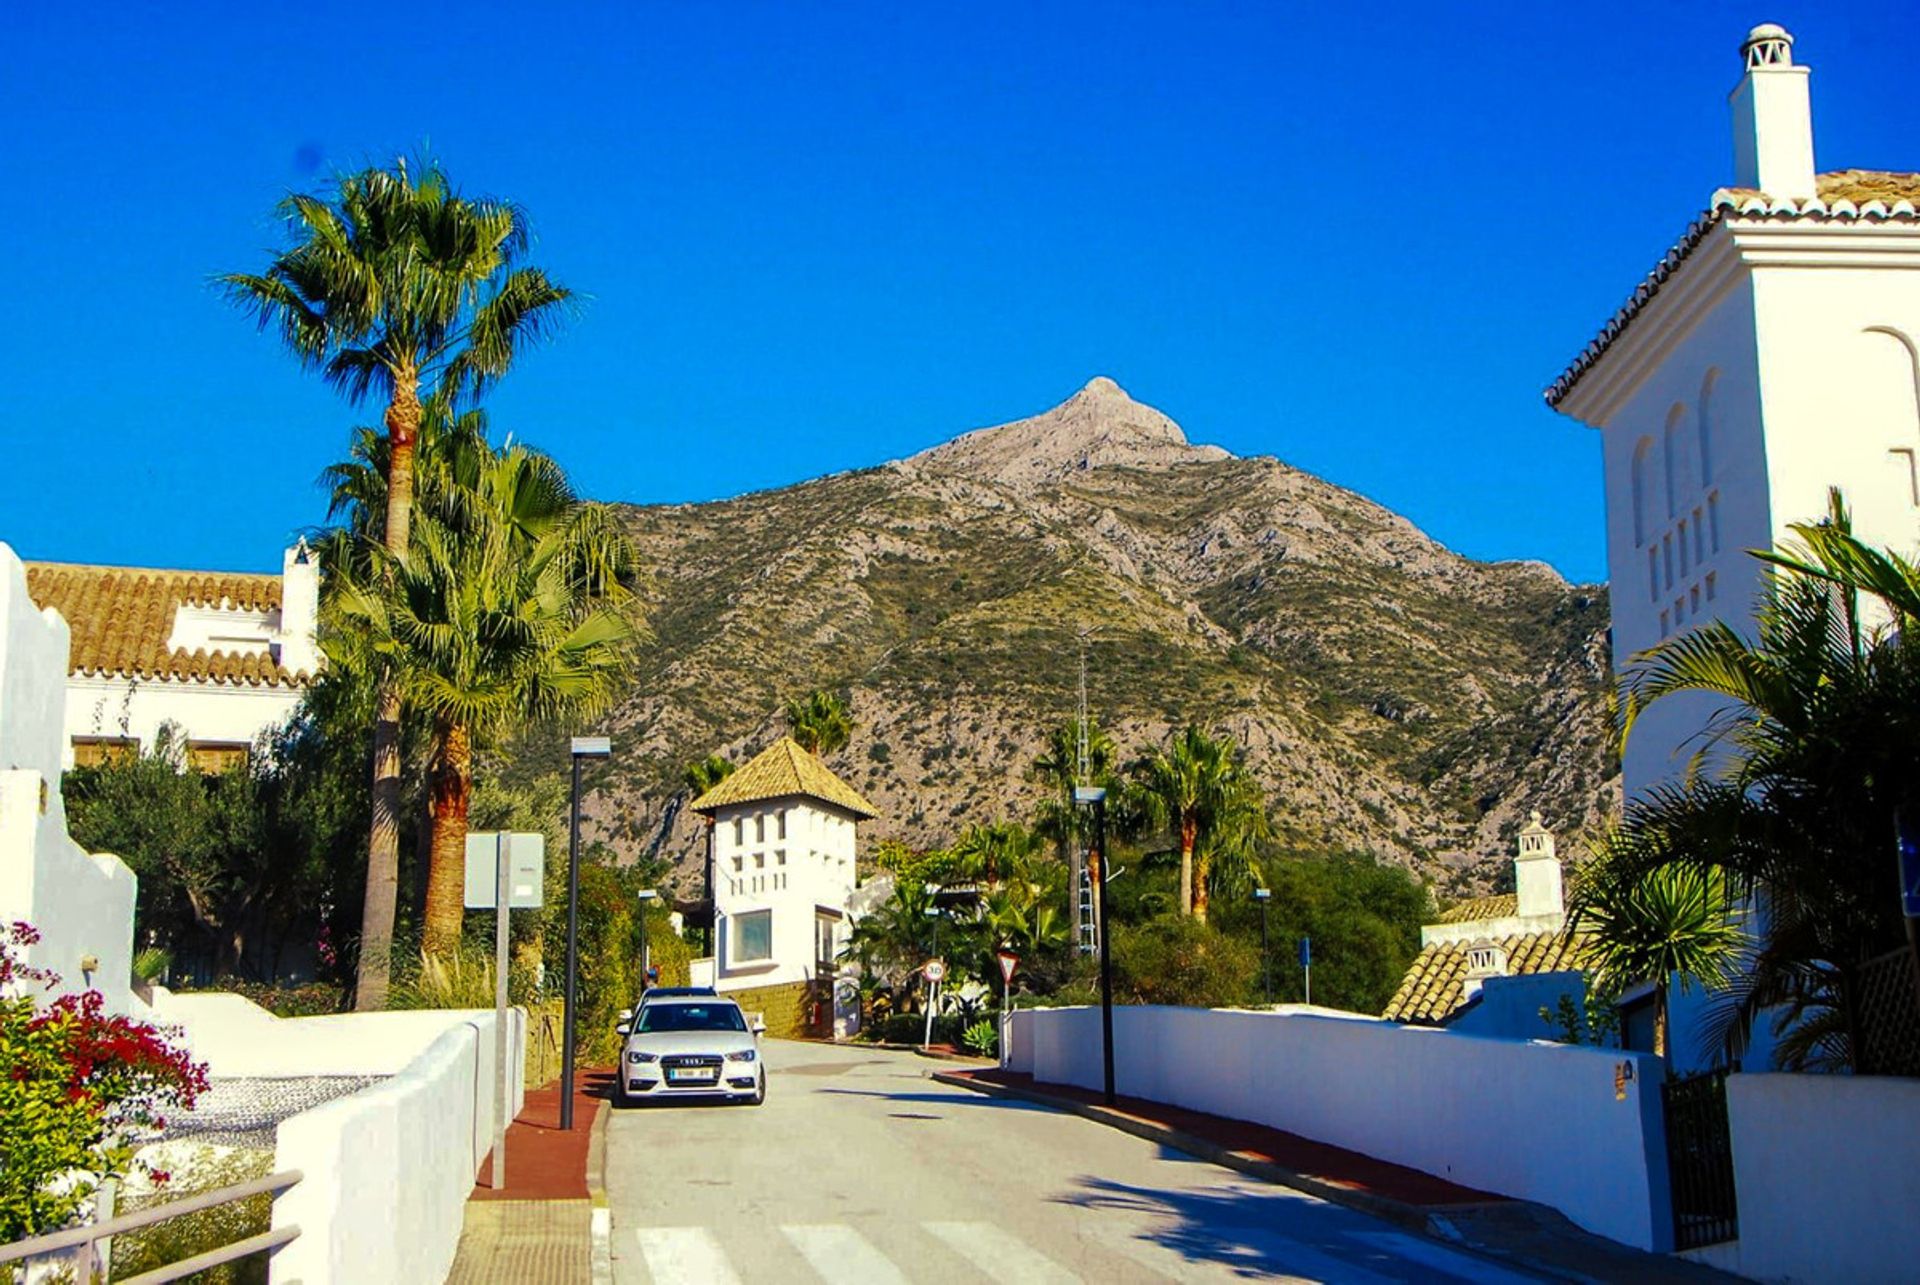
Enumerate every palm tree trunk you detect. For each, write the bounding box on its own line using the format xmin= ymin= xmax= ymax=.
xmin=1179 ymin=815 xmax=1198 ymax=917
xmin=1654 ymin=981 xmax=1669 ymax=1059
xmin=354 ymin=374 xmax=421 ymax=1011
xmin=422 ymin=717 xmax=473 ymax=957
xmin=1193 ymin=844 xmax=1211 ymax=924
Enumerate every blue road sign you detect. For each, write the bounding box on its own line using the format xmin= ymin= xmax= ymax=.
xmin=1299 ymin=937 xmax=1311 ymax=969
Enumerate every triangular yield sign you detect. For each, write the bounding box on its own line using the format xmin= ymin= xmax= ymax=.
xmin=996 ymin=951 xmax=1018 ymax=984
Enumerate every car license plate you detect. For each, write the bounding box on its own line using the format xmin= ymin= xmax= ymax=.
xmin=669 ymin=1067 xmax=716 ymax=1083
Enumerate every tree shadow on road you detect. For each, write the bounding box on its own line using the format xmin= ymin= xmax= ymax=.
xmin=1056 ymin=1175 xmax=1503 ymax=1283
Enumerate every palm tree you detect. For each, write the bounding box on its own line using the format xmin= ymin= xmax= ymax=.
xmin=1132 ymin=726 xmax=1268 ymax=921
xmin=785 ymin=689 xmax=852 ymax=756
xmin=331 ymin=435 xmax=637 ymax=955
xmin=683 ymin=755 xmax=736 ymax=797
xmin=1605 ymin=491 xmax=1920 ymax=1069
xmin=949 ymin=821 xmax=1042 ymax=886
xmin=1030 ymin=719 xmax=1117 ymax=919
xmin=226 ymin=159 xmax=572 ymax=1009
xmin=1571 ymin=856 xmax=1744 ymax=1057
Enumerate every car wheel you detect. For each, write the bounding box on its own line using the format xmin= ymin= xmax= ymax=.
xmin=750 ymin=1071 xmax=766 ymax=1106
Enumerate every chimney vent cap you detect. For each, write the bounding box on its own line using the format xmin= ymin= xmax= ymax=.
xmin=1742 ymin=24 xmax=1794 ymax=69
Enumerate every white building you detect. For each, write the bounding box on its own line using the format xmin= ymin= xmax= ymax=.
xmin=689 ymin=736 xmax=876 ymax=1030
xmin=23 ymin=544 xmax=320 ymax=770
xmin=1547 ymin=25 xmax=1920 ymax=1067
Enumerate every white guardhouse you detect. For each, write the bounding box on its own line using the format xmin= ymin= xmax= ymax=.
xmin=689 ymin=736 xmax=877 ymax=998
xmin=1548 ymin=25 xmax=1920 ymax=1067
xmin=24 ymin=545 xmax=320 ymax=770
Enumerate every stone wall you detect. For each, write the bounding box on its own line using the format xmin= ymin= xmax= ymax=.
xmin=720 ymin=979 xmax=816 ymax=1040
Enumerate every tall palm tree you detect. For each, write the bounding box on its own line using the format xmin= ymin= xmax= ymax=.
xmin=683 ymin=755 xmax=736 ymax=797
xmin=1605 ymin=491 xmax=1920 ymax=1069
xmin=949 ymin=821 xmax=1042 ymax=886
xmin=1030 ymin=719 xmax=1117 ymax=901
xmin=1571 ymin=855 xmax=1744 ymax=1057
xmin=332 ymin=436 xmax=638 ymax=955
xmin=785 ymin=689 xmax=852 ymax=756
xmin=1132 ymin=726 xmax=1267 ymax=921
xmin=226 ymin=159 xmax=572 ymax=1009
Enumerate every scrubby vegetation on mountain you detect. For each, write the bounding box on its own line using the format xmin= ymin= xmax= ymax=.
xmin=515 ymin=376 xmax=1617 ymax=902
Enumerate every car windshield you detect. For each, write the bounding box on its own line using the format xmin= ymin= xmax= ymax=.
xmin=636 ymin=1003 xmax=747 ymax=1034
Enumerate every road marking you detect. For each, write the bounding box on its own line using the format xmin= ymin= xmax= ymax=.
xmin=1348 ymin=1231 xmax=1541 ymax=1283
xmin=924 ymin=1221 xmax=1080 ymax=1284
xmin=634 ymin=1227 xmax=741 ymax=1285
xmin=782 ymin=1224 xmax=911 ymax=1284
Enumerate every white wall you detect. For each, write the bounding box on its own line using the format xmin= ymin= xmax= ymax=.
xmin=1687 ymin=1073 xmax=1920 ymax=1284
xmin=712 ymin=797 xmax=858 ymax=991
xmin=62 ymin=673 xmax=302 ymax=767
xmin=269 ymin=1006 xmax=526 ymax=1285
xmin=0 ymin=544 xmax=138 ymax=1012
xmin=148 ymin=990 xmax=512 ymax=1078
xmin=1009 ymin=1005 xmax=1672 ymax=1251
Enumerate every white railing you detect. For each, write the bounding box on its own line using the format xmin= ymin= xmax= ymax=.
xmin=0 ymin=1169 xmax=302 ymax=1284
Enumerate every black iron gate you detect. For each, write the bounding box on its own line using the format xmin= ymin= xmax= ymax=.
xmin=1663 ymin=1069 xmax=1738 ymax=1250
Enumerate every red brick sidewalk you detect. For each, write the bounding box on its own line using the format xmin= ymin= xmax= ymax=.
xmin=471 ymin=1068 xmax=612 ymax=1200
xmin=946 ymin=1067 xmax=1505 ymax=1208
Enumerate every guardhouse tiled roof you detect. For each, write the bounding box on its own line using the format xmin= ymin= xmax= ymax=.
xmin=24 ymin=562 xmax=308 ymax=688
xmin=689 ymin=736 xmax=878 ymax=820
xmin=1382 ymin=930 xmax=1593 ymax=1025
xmin=1435 ymin=893 xmax=1517 ymax=924
xmin=1546 ymin=170 xmax=1920 ymax=409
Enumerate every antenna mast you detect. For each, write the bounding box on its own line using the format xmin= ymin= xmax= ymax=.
xmin=1075 ymin=628 xmax=1092 ymax=783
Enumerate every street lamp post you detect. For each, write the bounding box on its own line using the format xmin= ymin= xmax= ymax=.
xmin=1074 ymin=786 xmax=1115 ymax=1106
xmin=1253 ymin=887 xmax=1272 ymax=1006
xmin=637 ymin=889 xmax=659 ymax=990
xmin=561 ymin=735 xmax=611 ymax=1131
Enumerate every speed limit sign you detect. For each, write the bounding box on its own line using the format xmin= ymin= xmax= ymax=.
xmin=922 ymin=959 xmax=946 ymax=983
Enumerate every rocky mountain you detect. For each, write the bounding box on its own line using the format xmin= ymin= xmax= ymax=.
xmin=556 ymin=378 xmax=1619 ymax=901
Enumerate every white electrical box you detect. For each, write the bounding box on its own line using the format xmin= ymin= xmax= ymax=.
xmin=464 ymin=831 xmax=546 ymax=909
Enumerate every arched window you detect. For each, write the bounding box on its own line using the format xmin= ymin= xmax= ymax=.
xmin=1631 ymin=436 xmax=1654 ymax=545
xmin=1698 ymin=369 xmax=1719 ymax=484
xmin=1663 ymin=404 xmax=1689 ymax=517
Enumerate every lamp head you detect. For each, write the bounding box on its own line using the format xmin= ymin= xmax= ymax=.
xmin=570 ymin=735 xmax=612 ymax=758
xmin=1072 ymin=786 xmax=1108 ymax=804
xmin=1253 ymin=888 xmax=1272 ymax=901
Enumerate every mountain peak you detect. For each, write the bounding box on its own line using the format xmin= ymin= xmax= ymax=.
xmin=907 ymin=377 xmax=1231 ymax=489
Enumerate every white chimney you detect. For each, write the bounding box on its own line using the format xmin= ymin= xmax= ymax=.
xmin=1514 ymin=810 xmax=1564 ymax=921
xmin=1729 ymin=24 xmax=1816 ymax=201
xmin=275 ymin=541 xmax=321 ymax=676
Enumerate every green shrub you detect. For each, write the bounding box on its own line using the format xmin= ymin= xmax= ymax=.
xmin=1105 ymin=918 xmax=1258 ymax=1008
xmin=178 ymin=979 xmax=346 ymax=1017
xmin=112 ymin=1148 xmax=273 ymax=1285
xmin=962 ymin=1019 xmax=998 ymax=1057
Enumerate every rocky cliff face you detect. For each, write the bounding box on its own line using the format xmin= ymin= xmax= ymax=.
xmin=548 ymin=378 xmax=1618 ymax=900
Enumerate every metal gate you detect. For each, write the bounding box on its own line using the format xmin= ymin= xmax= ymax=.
xmin=1663 ymin=1070 xmax=1738 ymax=1250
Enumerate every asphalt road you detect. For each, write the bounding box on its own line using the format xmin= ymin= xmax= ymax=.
xmin=605 ymin=1040 xmax=1543 ymax=1284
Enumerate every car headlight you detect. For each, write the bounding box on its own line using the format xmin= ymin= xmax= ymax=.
xmin=725 ymin=1049 xmax=756 ymax=1063
xmin=627 ymin=1050 xmax=657 ymax=1064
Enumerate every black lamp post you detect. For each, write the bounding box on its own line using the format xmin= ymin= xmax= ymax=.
xmin=637 ymin=889 xmax=659 ymax=988
xmin=1253 ymin=887 xmax=1272 ymax=1006
xmin=561 ymin=735 xmax=611 ymax=1131
xmin=1074 ymin=785 xmax=1115 ymax=1105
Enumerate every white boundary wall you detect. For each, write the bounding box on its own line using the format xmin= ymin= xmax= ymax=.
xmin=1686 ymin=1073 xmax=1920 ymax=1283
xmin=1009 ymin=1005 xmax=1672 ymax=1250
xmin=268 ymin=1006 xmax=526 ymax=1285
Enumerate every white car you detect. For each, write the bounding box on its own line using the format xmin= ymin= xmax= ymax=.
xmin=618 ymin=997 xmax=766 ymax=1106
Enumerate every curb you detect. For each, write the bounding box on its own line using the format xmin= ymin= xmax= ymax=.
xmin=929 ymin=1070 xmax=1592 ymax=1283
xmin=587 ymin=1094 xmax=611 ymax=1285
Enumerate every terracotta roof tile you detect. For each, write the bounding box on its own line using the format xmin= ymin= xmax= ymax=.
xmin=689 ymin=736 xmax=878 ymax=820
xmin=1382 ymin=930 xmax=1594 ymax=1024
xmin=1436 ymin=893 xmax=1517 ymax=924
xmin=1546 ymin=170 xmax=1920 ymax=409
xmin=23 ymin=562 xmax=308 ymax=689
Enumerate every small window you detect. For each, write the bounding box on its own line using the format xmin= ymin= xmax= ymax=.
xmin=1662 ymin=534 xmax=1674 ymax=589
xmin=71 ymin=737 xmax=136 ymax=767
xmin=1708 ymin=492 xmax=1722 ymax=553
xmin=754 ymin=852 xmax=765 ymax=868
xmin=733 ymin=910 xmax=773 ymax=963
xmin=815 ymin=915 xmax=838 ymax=965
xmin=1705 ymin=571 xmax=1717 ymax=602
xmin=755 ymin=814 xmax=766 ymax=843
xmin=1674 ymin=598 xmax=1685 ymax=624
xmin=1693 ymin=507 xmax=1706 ymax=562
xmin=188 ymin=742 xmax=250 ymax=775
xmin=1691 ymin=586 xmax=1701 ymax=614
xmin=777 ymin=810 xmax=788 ymax=840
xmin=732 ymin=817 xmax=743 ymax=846
xmin=1648 ymin=549 xmax=1659 ymax=602
xmin=1660 ymin=609 xmax=1670 ymax=635
xmin=776 ymin=849 xmax=787 ymax=865
xmin=732 ymin=856 xmax=743 ymax=873
xmin=1677 ymin=520 xmax=1690 ymax=574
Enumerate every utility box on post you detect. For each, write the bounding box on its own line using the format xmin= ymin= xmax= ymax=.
xmin=464 ymin=832 xmax=545 ymax=909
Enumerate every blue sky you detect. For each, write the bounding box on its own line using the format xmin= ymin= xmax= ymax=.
xmin=4 ymin=4 xmax=1915 ymax=584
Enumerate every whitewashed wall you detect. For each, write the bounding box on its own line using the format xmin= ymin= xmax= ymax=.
xmin=62 ymin=673 xmax=302 ymax=768
xmin=1682 ymin=1073 xmax=1920 ymax=1284
xmin=1008 ymin=1005 xmax=1672 ymax=1251
xmin=712 ymin=798 xmax=858 ymax=990
xmin=0 ymin=544 xmax=138 ymax=1012
xmin=268 ymin=1006 xmax=526 ymax=1285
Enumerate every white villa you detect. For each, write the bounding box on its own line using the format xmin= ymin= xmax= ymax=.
xmin=23 ymin=543 xmax=320 ymax=771
xmin=1547 ymin=25 xmax=1920 ymax=1068
xmin=689 ymin=736 xmax=877 ymax=1034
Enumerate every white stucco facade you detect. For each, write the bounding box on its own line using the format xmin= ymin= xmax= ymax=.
xmin=710 ymin=795 xmax=860 ymax=991
xmin=0 ymin=542 xmax=138 ymax=1012
xmin=1549 ymin=29 xmax=1920 ymax=1070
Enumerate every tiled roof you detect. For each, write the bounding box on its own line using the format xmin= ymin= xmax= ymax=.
xmin=689 ymin=736 xmax=878 ymax=820
xmin=1546 ymin=170 xmax=1920 ymax=409
xmin=23 ymin=562 xmax=308 ymax=688
xmin=1382 ymin=930 xmax=1593 ymax=1024
xmin=1436 ymin=893 xmax=1516 ymax=924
